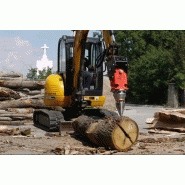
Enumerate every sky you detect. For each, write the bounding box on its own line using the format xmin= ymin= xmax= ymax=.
xmin=0 ymin=30 xmax=100 ymax=77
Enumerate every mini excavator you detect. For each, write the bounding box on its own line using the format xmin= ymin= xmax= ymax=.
xmin=33 ymin=30 xmax=139 ymax=151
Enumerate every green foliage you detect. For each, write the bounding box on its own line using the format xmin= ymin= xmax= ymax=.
xmin=26 ymin=67 xmax=37 ymax=80
xmin=37 ymin=67 xmax=52 ymax=80
xmin=27 ymin=67 xmax=53 ymax=80
xmin=115 ymin=30 xmax=185 ymax=105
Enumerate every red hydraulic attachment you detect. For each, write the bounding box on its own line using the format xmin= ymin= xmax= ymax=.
xmin=110 ymin=68 xmax=128 ymax=91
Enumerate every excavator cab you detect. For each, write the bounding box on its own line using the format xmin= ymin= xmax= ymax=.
xmin=58 ymin=35 xmax=105 ymax=105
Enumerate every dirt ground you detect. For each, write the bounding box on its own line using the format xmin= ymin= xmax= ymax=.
xmin=1 ymin=121 xmax=185 ymax=155
xmin=1 ymin=76 xmax=185 ymax=155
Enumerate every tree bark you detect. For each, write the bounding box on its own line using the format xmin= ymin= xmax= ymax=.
xmin=0 ymin=117 xmax=12 ymax=121
xmin=24 ymin=90 xmax=41 ymax=95
xmin=1 ymin=72 xmax=23 ymax=78
xmin=0 ymin=87 xmax=21 ymax=99
xmin=0 ymin=99 xmax=47 ymax=109
xmin=72 ymin=109 xmax=139 ymax=151
xmin=0 ymin=80 xmax=45 ymax=90
xmin=0 ymin=121 xmax=25 ymax=125
xmin=7 ymin=108 xmax=34 ymax=114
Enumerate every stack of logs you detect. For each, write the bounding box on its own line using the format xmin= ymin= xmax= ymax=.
xmin=0 ymin=72 xmax=46 ymax=125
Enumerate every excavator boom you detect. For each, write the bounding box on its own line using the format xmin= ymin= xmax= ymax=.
xmin=72 ymin=30 xmax=128 ymax=116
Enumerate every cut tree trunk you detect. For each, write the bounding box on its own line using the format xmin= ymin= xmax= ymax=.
xmin=0 ymin=80 xmax=45 ymax=90
xmin=72 ymin=109 xmax=139 ymax=151
xmin=0 ymin=99 xmax=47 ymax=109
xmin=0 ymin=87 xmax=21 ymax=99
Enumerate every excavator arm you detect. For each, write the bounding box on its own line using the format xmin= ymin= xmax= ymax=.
xmin=72 ymin=30 xmax=128 ymax=116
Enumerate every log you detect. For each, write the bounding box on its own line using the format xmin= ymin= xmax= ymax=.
xmin=0 ymin=77 xmax=23 ymax=81
xmin=20 ymin=94 xmax=44 ymax=100
xmin=0 ymin=99 xmax=47 ymax=109
xmin=0 ymin=80 xmax=45 ymax=90
xmin=0 ymin=87 xmax=21 ymax=99
xmin=0 ymin=126 xmax=8 ymax=132
xmin=24 ymin=90 xmax=41 ymax=96
xmin=0 ymin=97 xmax=11 ymax=101
xmin=7 ymin=108 xmax=34 ymax=114
xmin=0 ymin=113 xmax=33 ymax=119
xmin=0 ymin=110 xmax=8 ymax=114
xmin=0 ymin=117 xmax=12 ymax=121
xmin=72 ymin=109 xmax=139 ymax=151
xmin=1 ymin=72 xmax=23 ymax=78
xmin=0 ymin=121 xmax=24 ymax=125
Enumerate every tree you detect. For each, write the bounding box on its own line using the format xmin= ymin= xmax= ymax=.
xmin=27 ymin=67 xmax=53 ymax=80
xmin=115 ymin=30 xmax=185 ymax=105
xmin=37 ymin=67 xmax=52 ymax=80
xmin=26 ymin=68 xmax=37 ymax=80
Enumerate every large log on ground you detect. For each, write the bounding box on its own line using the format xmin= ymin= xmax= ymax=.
xmin=0 ymin=87 xmax=20 ymax=99
xmin=0 ymin=99 xmax=47 ymax=109
xmin=72 ymin=109 xmax=139 ymax=151
xmin=0 ymin=80 xmax=45 ymax=90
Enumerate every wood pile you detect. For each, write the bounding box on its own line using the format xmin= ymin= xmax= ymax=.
xmin=0 ymin=125 xmax=31 ymax=136
xmin=147 ymin=109 xmax=185 ymax=133
xmin=0 ymin=72 xmax=46 ymax=126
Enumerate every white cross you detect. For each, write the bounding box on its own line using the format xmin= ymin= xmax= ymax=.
xmin=41 ymin=44 xmax=49 ymax=55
